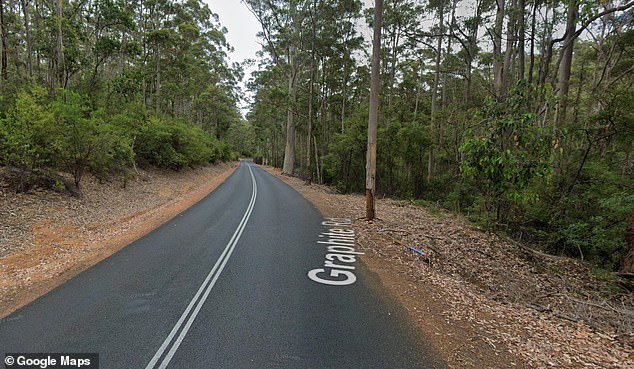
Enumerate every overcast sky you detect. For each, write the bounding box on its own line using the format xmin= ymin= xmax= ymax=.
xmin=204 ymin=1 xmax=373 ymax=64
xmin=202 ymin=1 xmax=260 ymax=115
xmin=205 ymin=1 xmax=261 ymax=66
xmin=203 ymin=1 xmax=374 ymax=116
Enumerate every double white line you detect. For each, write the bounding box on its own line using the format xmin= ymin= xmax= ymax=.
xmin=145 ymin=164 xmax=258 ymax=369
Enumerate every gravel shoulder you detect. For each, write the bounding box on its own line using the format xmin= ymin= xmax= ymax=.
xmin=0 ymin=163 xmax=238 ymax=318
xmin=263 ymin=166 xmax=634 ymax=369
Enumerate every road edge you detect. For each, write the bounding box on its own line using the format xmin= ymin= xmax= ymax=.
xmin=0 ymin=163 xmax=239 ymax=319
xmin=258 ymin=165 xmax=524 ymax=369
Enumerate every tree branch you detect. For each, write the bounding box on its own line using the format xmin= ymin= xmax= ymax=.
xmin=554 ymin=1 xmax=634 ymax=50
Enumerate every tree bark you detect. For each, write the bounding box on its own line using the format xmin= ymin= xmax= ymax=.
xmin=0 ymin=0 xmax=9 ymax=81
xmin=556 ymin=1 xmax=578 ymax=125
xmin=305 ymin=0 xmax=317 ymax=183
xmin=537 ymin=2 xmax=552 ymax=90
xmin=528 ymin=0 xmax=537 ymax=84
xmin=492 ymin=0 xmax=505 ymax=100
xmin=281 ymin=76 xmax=296 ymax=174
xmin=442 ymin=0 xmax=456 ymax=110
xmin=55 ymin=0 xmax=65 ymax=88
xmin=464 ymin=0 xmax=483 ymax=105
xmin=21 ymin=0 xmax=33 ymax=77
xmin=518 ymin=0 xmax=526 ymax=81
xmin=282 ymin=2 xmax=299 ymax=176
xmin=428 ymin=0 xmax=444 ymax=183
xmin=502 ymin=0 xmax=516 ymax=94
xmin=366 ymin=0 xmax=383 ymax=221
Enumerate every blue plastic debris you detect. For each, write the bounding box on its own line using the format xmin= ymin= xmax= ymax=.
xmin=404 ymin=245 xmax=425 ymax=255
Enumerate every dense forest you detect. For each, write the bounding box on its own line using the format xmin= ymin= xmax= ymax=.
xmin=0 ymin=0 xmax=632 ymax=274
xmin=0 ymin=0 xmax=242 ymax=191
xmin=241 ymin=0 xmax=634 ymax=274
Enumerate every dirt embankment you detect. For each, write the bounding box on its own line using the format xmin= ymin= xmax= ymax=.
xmin=263 ymin=166 xmax=634 ymax=369
xmin=0 ymin=163 xmax=238 ymax=318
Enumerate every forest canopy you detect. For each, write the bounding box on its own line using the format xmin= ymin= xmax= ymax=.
xmin=0 ymin=0 xmax=242 ymax=191
xmin=244 ymin=0 xmax=634 ymax=273
xmin=0 ymin=0 xmax=632 ymax=273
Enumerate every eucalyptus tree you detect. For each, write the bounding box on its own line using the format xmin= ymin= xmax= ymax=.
xmin=244 ymin=0 xmax=305 ymax=175
xmin=0 ymin=0 xmax=241 ymax=188
xmin=245 ymin=0 xmax=364 ymax=179
xmin=365 ymin=0 xmax=383 ymax=220
xmin=555 ymin=0 xmax=634 ymax=124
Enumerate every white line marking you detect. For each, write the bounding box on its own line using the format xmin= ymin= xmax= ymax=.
xmin=145 ymin=164 xmax=257 ymax=369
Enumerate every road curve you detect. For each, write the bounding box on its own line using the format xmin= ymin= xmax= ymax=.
xmin=0 ymin=161 xmax=445 ymax=368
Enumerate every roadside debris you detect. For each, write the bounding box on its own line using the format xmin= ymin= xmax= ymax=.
xmin=265 ymin=166 xmax=634 ymax=369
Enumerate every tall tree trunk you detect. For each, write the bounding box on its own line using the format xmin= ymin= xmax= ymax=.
xmin=21 ymin=0 xmax=33 ymax=77
xmin=341 ymin=66 xmax=347 ymax=133
xmin=537 ymin=2 xmax=552 ymax=90
xmin=464 ymin=0 xmax=483 ymax=105
xmin=155 ymin=50 xmax=161 ymax=113
xmin=442 ymin=0 xmax=456 ymax=110
xmin=492 ymin=0 xmax=505 ymax=100
xmin=366 ymin=0 xmax=383 ymax=221
xmin=428 ymin=0 xmax=444 ymax=183
xmin=282 ymin=101 xmax=296 ymax=174
xmin=55 ymin=0 xmax=65 ymax=88
xmin=282 ymin=2 xmax=299 ymax=175
xmin=33 ymin=0 xmax=40 ymax=78
xmin=502 ymin=0 xmax=516 ymax=94
xmin=518 ymin=0 xmax=526 ymax=81
xmin=0 ymin=0 xmax=9 ymax=81
xmin=528 ymin=0 xmax=538 ymax=84
xmin=306 ymin=0 xmax=317 ymax=183
xmin=306 ymin=77 xmax=313 ymax=181
xmin=556 ymin=1 xmax=578 ymax=125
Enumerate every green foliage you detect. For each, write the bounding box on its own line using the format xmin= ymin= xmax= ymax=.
xmin=105 ymin=103 xmax=230 ymax=170
xmin=460 ymin=84 xmax=553 ymax=221
xmin=322 ymin=109 xmax=433 ymax=197
xmin=49 ymin=90 xmax=135 ymax=187
xmin=1 ymin=86 xmax=227 ymax=192
xmin=88 ymin=122 xmax=135 ymax=182
xmin=226 ymin=121 xmax=257 ymax=157
xmin=1 ymin=86 xmax=54 ymax=170
xmin=323 ymin=112 xmax=368 ymax=193
xmin=0 ymin=88 xmax=136 ymax=188
xmin=193 ymin=85 xmax=241 ymax=139
xmin=132 ymin=117 xmax=221 ymax=170
xmin=547 ymin=162 xmax=634 ymax=269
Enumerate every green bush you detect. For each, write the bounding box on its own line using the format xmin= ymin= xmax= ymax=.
xmin=1 ymin=86 xmax=231 ymax=192
xmin=1 ymin=88 xmax=137 ymax=189
xmin=88 ymin=122 xmax=135 ymax=182
xmin=49 ymin=90 xmax=135 ymax=187
xmin=547 ymin=162 xmax=634 ymax=268
xmin=323 ymin=112 xmax=368 ymax=193
xmin=133 ymin=117 xmax=218 ymax=170
xmin=460 ymin=84 xmax=553 ymax=222
xmin=1 ymin=86 xmax=54 ymax=170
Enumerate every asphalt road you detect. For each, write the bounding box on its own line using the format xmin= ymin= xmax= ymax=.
xmin=0 ymin=162 xmax=445 ymax=368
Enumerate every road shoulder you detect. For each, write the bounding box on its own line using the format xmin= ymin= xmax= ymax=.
xmin=261 ymin=166 xmax=634 ymax=369
xmin=0 ymin=163 xmax=238 ymax=318
xmin=260 ymin=166 xmax=519 ymax=368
